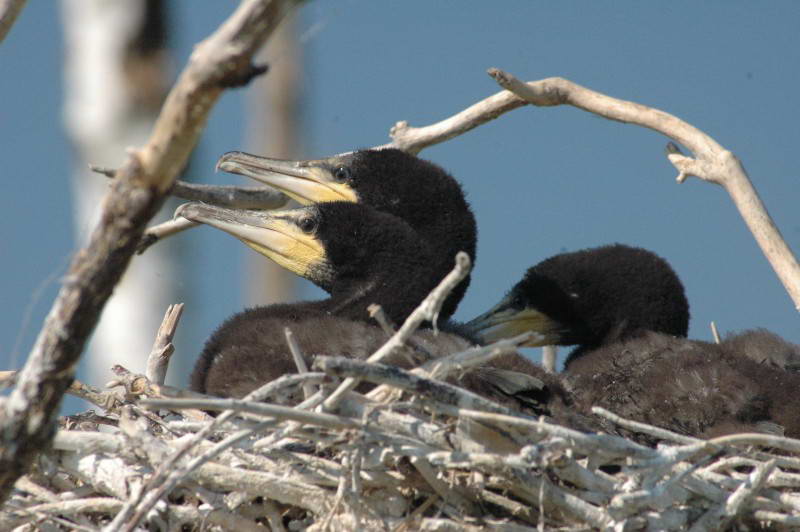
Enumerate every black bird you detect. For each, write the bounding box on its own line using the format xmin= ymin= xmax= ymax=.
xmin=215 ymin=148 xmax=476 ymax=322
xmin=465 ymin=244 xmax=690 ymax=375
xmin=180 ymin=201 xmax=542 ymax=404
xmin=182 ymin=200 xmax=444 ymax=397
xmin=465 ymin=244 xmax=800 ymax=440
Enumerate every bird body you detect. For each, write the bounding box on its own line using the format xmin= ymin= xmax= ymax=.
xmin=190 ymin=305 xmax=472 ymax=399
xmin=188 ymin=149 xmax=566 ymax=414
xmin=181 ymin=198 xmax=542 ymax=408
xmin=564 ymin=330 xmax=800 ymax=442
xmin=180 ymin=200 xmax=465 ymax=398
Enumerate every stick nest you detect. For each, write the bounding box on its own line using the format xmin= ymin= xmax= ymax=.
xmin=4 ymin=352 xmax=800 ymax=532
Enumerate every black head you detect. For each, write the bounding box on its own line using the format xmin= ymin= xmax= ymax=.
xmin=178 ymin=201 xmax=443 ymax=324
xmin=216 ymin=148 xmax=477 ymax=320
xmin=466 ymin=244 xmax=690 ymax=349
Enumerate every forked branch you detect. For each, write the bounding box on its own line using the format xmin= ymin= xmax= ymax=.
xmin=0 ymin=0 xmax=302 ymax=504
xmin=484 ymin=69 xmax=800 ymax=311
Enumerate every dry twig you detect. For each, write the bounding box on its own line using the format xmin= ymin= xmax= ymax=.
xmin=145 ymin=303 xmax=184 ymax=385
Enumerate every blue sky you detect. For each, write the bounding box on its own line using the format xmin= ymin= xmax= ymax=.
xmin=2 ymin=2 xmax=799 ymax=399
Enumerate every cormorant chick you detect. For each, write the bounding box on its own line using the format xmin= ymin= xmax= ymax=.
xmin=181 ymin=200 xmax=448 ymax=397
xmin=180 ymin=201 xmax=543 ymax=406
xmin=721 ymin=328 xmax=800 ymax=372
xmin=465 ymin=244 xmax=800 ymax=440
xmin=216 ymin=148 xmax=476 ymax=321
xmin=465 ymin=244 xmax=690 ymax=374
xmin=180 ymin=201 xmax=442 ymax=324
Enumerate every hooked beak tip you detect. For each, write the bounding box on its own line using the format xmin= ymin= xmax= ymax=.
xmin=173 ymin=202 xmax=192 ymax=222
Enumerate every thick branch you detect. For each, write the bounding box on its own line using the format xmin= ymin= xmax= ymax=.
xmin=137 ymin=2 xmax=296 ymax=193
xmin=387 ymin=69 xmax=800 ymax=310
xmin=0 ymin=0 xmax=27 ymax=45
xmin=0 ymin=0 xmax=300 ymax=503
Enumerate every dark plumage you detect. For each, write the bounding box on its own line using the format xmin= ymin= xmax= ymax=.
xmin=181 ymin=200 xmax=541 ymax=406
xmin=721 ymin=328 xmax=800 ymax=372
xmin=182 ymin=200 xmax=455 ymax=397
xmin=192 ymin=308 xmax=472 ymax=400
xmin=216 ymin=148 xmax=477 ymax=321
xmin=466 ymin=244 xmax=690 ymax=374
xmin=565 ymin=331 xmax=800 ymax=441
xmin=466 ymin=243 xmax=800 ymax=441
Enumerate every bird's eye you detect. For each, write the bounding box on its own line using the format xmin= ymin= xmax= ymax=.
xmin=333 ymin=166 xmax=351 ymax=182
xmin=298 ymin=216 xmax=317 ymax=234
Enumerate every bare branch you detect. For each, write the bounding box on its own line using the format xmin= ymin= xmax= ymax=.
xmin=487 ymin=69 xmax=800 ymax=311
xmin=111 ymin=374 xmax=327 ymax=530
xmin=367 ymin=303 xmax=396 ymax=336
xmin=136 ymin=2 xmax=296 ymax=193
xmin=710 ymin=321 xmax=722 ymax=344
xmin=109 ymin=365 xmax=209 ymax=402
xmin=382 ymin=91 xmax=527 ymax=155
xmin=0 ymin=0 xmax=301 ymax=502
xmin=542 ymin=345 xmax=557 ymax=373
xmin=2 ymin=370 xmax=124 ymax=416
xmin=142 ymin=394 xmax=357 ymax=430
xmin=0 ymin=0 xmax=27 ymax=45
xmin=689 ymin=460 xmax=776 ymax=532
xmin=284 ymin=327 xmax=316 ymax=400
xmin=592 ymin=406 xmax=700 ymax=445
xmin=145 ymin=303 xmax=184 ymax=384
xmin=365 ymin=333 xmax=533 ymax=402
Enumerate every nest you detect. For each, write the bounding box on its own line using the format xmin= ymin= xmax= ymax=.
xmin=4 ymin=347 xmax=800 ymax=531
xmin=5 ymin=267 xmax=800 ymax=531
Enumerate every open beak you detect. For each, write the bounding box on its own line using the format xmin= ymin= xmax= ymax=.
xmin=216 ymin=151 xmax=358 ymax=205
xmin=464 ymin=294 xmax=563 ymax=347
xmin=176 ymin=202 xmax=329 ymax=282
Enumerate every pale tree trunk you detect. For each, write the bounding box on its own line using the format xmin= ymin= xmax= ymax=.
xmin=61 ymin=0 xmax=177 ymax=386
xmin=243 ymin=12 xmax=302 ymax=306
